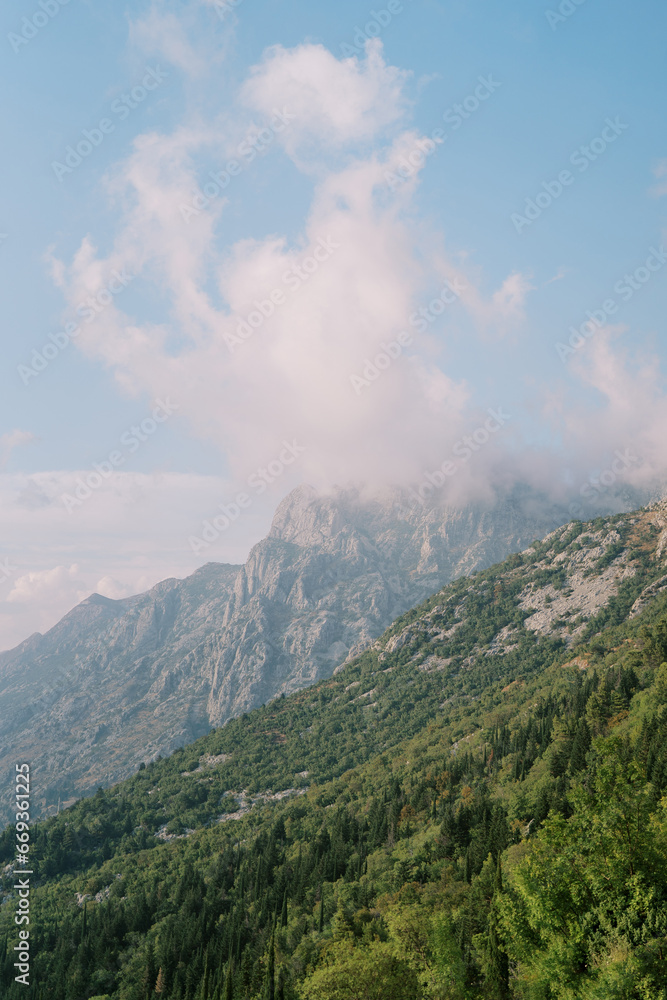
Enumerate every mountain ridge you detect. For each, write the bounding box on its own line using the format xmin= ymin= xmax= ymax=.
xmin=0 ymin=483 xmax=640 ymax=823
xmin=3 ymin=496 xmax=667 ymax=997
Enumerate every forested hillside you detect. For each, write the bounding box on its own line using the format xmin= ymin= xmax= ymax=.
xmin=0 ymin=483 xmax=572 ymax=826
xmin=2 ymin=504 xmax=667 ymax=998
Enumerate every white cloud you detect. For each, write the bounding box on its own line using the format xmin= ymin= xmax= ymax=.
xmin=562 ymin=330 xmax=667 ymax=483
xmin=50 ymin=41 xmax=531 ymax=494
xmin=0 ymin=430 xmax=36 ymax=470
xmin=0 ymin=470 xmax=276 ymax=652
xmin=241 ymin=40 xmax=411 ymax=160
xmin=491 ymin=271 xmax=533 ymax=322
xmin=94 ymin=576 xmax=135 ymax=600
xmin=8 ymin=564 xmax=82 ymax=605
xmin=129 ymin=4 xmax=204 ymax=77
xmin=521 ymin=328 xmax=667 ymax=505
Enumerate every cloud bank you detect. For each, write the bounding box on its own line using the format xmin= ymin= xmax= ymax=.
xmin=51 ymin=39 xmax=538 ymax=496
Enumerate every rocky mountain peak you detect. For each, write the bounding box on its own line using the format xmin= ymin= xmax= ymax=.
xmin=0 ymin=483 xmax=627 ymax=823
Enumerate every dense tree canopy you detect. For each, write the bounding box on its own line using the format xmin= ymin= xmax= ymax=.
xmin=2 ymin=513 xmax=667 ymax=998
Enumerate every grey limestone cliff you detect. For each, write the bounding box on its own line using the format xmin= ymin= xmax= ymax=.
xmin=0 ymin=483 xmax=609 ymax=822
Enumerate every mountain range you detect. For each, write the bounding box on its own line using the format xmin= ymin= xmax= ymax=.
xmin=0 ymin=483 xmax=577 ymax=823
xmin=0 ymin=483 xmax=639 ymax=824
xmin=2 ymin=495 xmax=667 ymax=997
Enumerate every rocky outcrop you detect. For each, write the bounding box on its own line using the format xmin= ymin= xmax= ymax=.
xmin=0 ymin=483 xmax=612 ymax=822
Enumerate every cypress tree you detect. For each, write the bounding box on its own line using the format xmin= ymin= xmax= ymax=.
xmin=201 ymin=955 xmax=210 ymax=1000
xmin=265 ymin=926 xmax=275 ymax=1000
xmin=142 ymin=940 xmax=157 ymax=999
xmin=569 ymin=718 xmax=591 ymax=773
xmin=483 ymin=855 xmax=510 ymax=998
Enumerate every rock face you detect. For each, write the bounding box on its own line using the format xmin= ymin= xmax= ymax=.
xmin=372 ymin=500 xmax=667 ymax=670
xmin=0 ymin=483 xmax=619 ymax=822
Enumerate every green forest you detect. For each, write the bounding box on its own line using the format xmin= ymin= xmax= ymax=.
xmin=2 ymin=511 xmax=667 ymax=998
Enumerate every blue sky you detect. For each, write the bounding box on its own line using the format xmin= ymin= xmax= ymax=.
xmin=1 ymin=0 xmax=666 ymax=648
